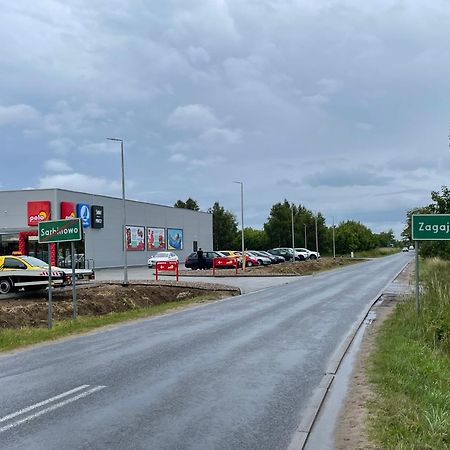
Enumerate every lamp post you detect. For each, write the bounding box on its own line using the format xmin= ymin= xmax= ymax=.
xmin=107 ymin=138 xmax=128 ymax=286
xmin=332 ymin=216 xmax=336 ymax=259
xmin=304 ymin=224 xmax=307 ymax=248
xmin=315 ymin=213 xmax=319 ymax=254
xmin=233 ymin=181 xmax=245 ymax=270
xmin=291 ymin=203 xmax=295 ymax=262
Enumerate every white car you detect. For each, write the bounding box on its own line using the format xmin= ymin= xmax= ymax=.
xmin=247 ymin=251 xmax=272 ymax=265
xmin=147 ymin=252 xmax=179 ymax=268
xmin=295 ymin=248 xmax=320 ymax=260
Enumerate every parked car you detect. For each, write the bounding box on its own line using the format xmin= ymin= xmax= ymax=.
xmin=247 ymin=251 xmax=272 ymax=265
xmin=267 ymin=248 xmax=292 ymax=261
xmin=402 ymin=247 xmax=409 ymax=252
xmin=257 ymin=250 xmax=284 ymax=264
xmin=185 ymin=251 xmax=222 ymax=270
xmin=148 ymin=252 xmax=179 ymax=268
xmin=275 ymin=247 xmax=307 ymax=261
xmin=295 ymin=247 xmax=320 ymax=260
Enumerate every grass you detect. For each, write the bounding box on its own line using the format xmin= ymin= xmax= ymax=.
xmin=0 ymin=295 xmax=214 ymax=352
xmin=368 ymin=258 xmax=450 ymax=449
xmin=354 ymin=247 xmax=401 ymax=258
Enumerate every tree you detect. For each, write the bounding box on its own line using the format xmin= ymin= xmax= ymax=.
xmin=263 ymin=200 xmax=328 ymax=252
xmin=239 ymin=228 xmax=269 ymax=250
xmin=208 ymin=202 xmax=238 ymax=250
xmin=335 ymin=220 xmax=377 ymax=254
xmin=173 ymin=198 xmax=200 ymax=211
xmin=375 ymin=229 xmax=395 ymax=247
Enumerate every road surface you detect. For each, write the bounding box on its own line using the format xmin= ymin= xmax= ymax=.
xmin=0 ymin=253 xmax=410 ymax=449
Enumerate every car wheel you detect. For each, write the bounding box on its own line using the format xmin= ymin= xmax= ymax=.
xmin=0 ymin=278 xmax=13 ymax=295
xmin=246 ymin=261 xmax=253 ymax=267
xmin=310 ymin=255 xmax=317 ymax=260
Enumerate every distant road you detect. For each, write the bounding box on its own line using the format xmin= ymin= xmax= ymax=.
xmin=0 ymin=253 xmax=411 ymax=449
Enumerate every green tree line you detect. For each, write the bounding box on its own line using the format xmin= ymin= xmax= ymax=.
xmin=174 ymin=197 xmax=395 ymax=254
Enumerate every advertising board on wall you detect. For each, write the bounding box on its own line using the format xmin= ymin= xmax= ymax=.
xmin=167 ymin=228 xmax=183 ymax=250
xmin=126 ymin=225 xmax=145 ymax=251
xmin=91 ymin=205 xmax=104 ymax=229
xmin=77 ymin=203 xmax=91 ymax=228
xmin=147 ymin=227 xmax=165 ymax=250
xmin=27 ymin=201 xmax=51 ymax=226
xmin=60 ymin=201 xmax=76 ymax=219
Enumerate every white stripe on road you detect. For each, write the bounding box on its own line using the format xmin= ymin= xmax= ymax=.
xmin=0 ymin=385 xmax=90 ymax=424
xmin=0 ymin=385 xmax=106 ymax=433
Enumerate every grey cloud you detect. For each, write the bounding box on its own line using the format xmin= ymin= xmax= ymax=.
xmin=307 ymin=169 xmax=393 ymax=187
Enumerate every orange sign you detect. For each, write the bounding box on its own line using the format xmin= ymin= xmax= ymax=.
xmin=27 ymin=201 xmax=51 ymax=226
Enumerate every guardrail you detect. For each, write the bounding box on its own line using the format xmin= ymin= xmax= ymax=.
xmin=155 ymin=261 xmax=179 ymax=281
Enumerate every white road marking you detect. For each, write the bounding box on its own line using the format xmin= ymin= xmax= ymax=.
xmin=0 ymin=385 xmax=106 ymax=433
xmin=0 ymin=385 xmax=90 ymax=424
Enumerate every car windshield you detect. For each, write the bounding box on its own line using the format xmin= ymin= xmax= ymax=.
xmin=20 ymin=256 xmax=48 ymax=267
xmin=155 ymin=252 xmax=171 ymax=258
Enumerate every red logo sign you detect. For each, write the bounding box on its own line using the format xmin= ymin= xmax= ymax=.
xmin=60 ymin=201 xmax=76 ymax=219
xmin=156 ymin=261 xmax=178 ymax=271
xmin=27 ymin=201 xmax=51 ymax=226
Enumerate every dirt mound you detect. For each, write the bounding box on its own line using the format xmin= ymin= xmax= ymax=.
xmin=0 ymin=283 xmax=239 ymax=329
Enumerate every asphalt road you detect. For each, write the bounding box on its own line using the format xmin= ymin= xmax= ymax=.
xmin=0 ymin=253 xmax=411 ymax=450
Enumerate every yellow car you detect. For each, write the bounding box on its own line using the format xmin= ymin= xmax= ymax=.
xmin=0 ymin=255 xmax=66 ymax=294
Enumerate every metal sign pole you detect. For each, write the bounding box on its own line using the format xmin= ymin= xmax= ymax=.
xmin=415 ymin=240 xmax=420 ymax=313
xmin=47 ymin=243 xmax=53 ymax=329
xmin=71 ymin=241 xmax=77 ymax=320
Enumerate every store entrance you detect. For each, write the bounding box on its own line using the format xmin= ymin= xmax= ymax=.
xmin=57 ymin=241 xmax=86 ymax=269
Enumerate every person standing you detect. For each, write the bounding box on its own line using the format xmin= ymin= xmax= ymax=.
xmin=197 ymin=247 xmax=204 ymax=270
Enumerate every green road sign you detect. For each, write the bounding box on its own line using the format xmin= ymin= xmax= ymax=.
xmin=412 ymin=214 xmax=450 ymax=240
xmin=38 ymin=218 xmax=83 ymax=243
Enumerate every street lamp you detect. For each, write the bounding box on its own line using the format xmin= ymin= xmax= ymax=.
xmin=304 ymin=224 xmax=307 ymax=248
xmin=233 ymin=181 xmax=245 ymax=270
xmin=332 ymin=216 xmax=336 ymax=259
xmin=315 ymin=213 xmax=319 ymax=254
xmin=291 ymin=203 xmax=295 ymax=263
xmin=106 ymin=138 xmax=128 ymax=286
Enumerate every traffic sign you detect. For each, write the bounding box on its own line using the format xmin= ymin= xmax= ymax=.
xmin=412 ymin=214 xmax=450 ymax=240
xmin=38 ymin=218 xmax=83 ymax=243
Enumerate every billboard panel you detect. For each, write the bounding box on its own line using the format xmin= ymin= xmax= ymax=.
xmin=167 ymin=228 xmax=183 ymax=250
xmin=148 ymin=227 xmax=166 ymax=250
xmin=125 ymin=225 xmax=145 ymax=251
xmin=27 ymin=201 xmax=51 ymax=226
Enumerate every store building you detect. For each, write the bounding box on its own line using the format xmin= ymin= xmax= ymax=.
xmin=0 ymin=189 xmax=212 ymax=268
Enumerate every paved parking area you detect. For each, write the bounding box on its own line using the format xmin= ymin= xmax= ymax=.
xmin=94 ymin=265 xmax=302 ymax=294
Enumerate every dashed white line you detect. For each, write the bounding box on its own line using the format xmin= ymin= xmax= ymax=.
xmin=0 ymin=385 xmax=106 ymax=433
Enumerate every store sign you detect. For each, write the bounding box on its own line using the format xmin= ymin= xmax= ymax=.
xmin=91 ymin=205 xmax=104 ymax=229
xmin=60 ymin=201 xmax=76 ymax=219
xmin=27 ymin=201 xmax=51 ymax=226
xmin=77 ymin=203 xmax=91 ymax=228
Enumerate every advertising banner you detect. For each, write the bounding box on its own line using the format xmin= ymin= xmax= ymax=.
xmin=77 ymin=203 xmax=91 ymax=228
xmin=28 ymin=201 xmax=51 ymax=226
xmin=167 ymin=228 xmax=183 ymax=250
xmin=126 ymin=225 xmax=145 ymax=251
xmin=91 ymin=205 xmax=104 ymax=229
xmin=147 ymin=227 xmax=166 ymax=250
xmin=60 ymin=201 xmax=76 ymax=219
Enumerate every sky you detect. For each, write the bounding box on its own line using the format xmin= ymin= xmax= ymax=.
xmin=2 ymin=0 xmax=450 ymax=238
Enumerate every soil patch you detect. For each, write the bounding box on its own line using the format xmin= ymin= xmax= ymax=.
xmin=334 ymin=262 xmax=415 ymax=449
xmin=0 ymin=281 xmax=239 ymax=329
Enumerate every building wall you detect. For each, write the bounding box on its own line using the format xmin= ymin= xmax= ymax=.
xmin=0 ymin=189 xmax=213 ymax=268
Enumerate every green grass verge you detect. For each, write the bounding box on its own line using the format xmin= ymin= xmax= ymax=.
xmin=354 ymin=247 xmax=401 ymax=258
xmin=0 ymin=295 xmax=214 ymax=352
xmin=368 ymin=258 xmax=450 ymax=449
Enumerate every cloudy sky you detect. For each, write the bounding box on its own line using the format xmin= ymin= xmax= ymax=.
xmin=2 ymin=0 xmax=450 ymax=237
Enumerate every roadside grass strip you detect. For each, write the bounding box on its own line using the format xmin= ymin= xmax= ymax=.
xmin=368 ymin=258 xmax=450 ymax=449
xmin=0 ymin=295 xmax=213 ymax=352
xmin=0 ymin=385 xmax=106 ymax=433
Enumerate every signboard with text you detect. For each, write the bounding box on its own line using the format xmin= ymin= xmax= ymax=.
xmin=28 ymin=201 xmax=51 ymax=226
xmin=412 ymin=214 xmax=450 ymax=241
xmin=38 ymin=218 xmax=83 ymax=244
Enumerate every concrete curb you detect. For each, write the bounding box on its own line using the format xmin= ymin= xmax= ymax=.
xmin=288 ymin=259 xmax=411 ymax=450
